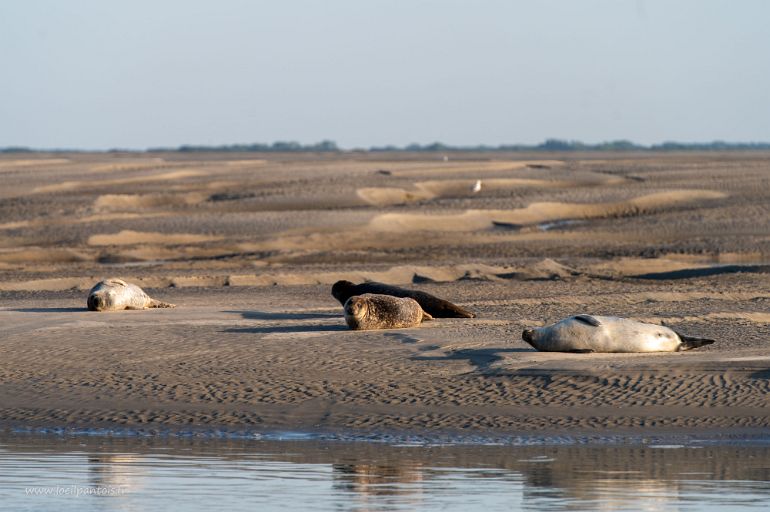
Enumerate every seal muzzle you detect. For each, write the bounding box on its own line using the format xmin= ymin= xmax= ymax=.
xmin=87 ymin=294 xmax=104 ymax=311
xmin=521 ymin=328 xmax=535 ymax=344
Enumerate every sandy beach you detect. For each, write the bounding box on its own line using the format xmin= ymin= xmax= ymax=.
xmin=1 ymin=151 xmax=769 ymax=439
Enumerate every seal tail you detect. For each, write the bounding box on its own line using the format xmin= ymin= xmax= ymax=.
xmin=148 ymin=299 xmax=176 ymax=309
xmin=445 ymin=305 xmax=476 ymax=318
xmin=675 ymin=331 xmax=716 ymax=351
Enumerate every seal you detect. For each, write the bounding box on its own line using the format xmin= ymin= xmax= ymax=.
xmin=332 ymin=280 xmax=475 ymax=318
xmin=344 ymin=293 xmax=433 ymax=330
xmin=521 ymin=314 xmax=715 ymax=353
xmin=87 ymin=278 xmax=175 ymax=311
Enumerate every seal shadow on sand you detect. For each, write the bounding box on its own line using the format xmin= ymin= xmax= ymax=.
xmin=749 ymin=369 xmax=770 ymax=380
xmin=223 ymin=324 xmax=347 ymax=334
xmin=8 ymin=307 xmax=88 ymax=313
xmin=222 ymin=309 xmax=346 ymax=334
xmin=382 ymin=332 xmax=442 ymax=352
xmin=224 ymin=310 xmax=340 ymax=320
xmin=412 ymin=348 xmax=530 ymax=373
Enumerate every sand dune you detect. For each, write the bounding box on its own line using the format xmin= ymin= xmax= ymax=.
xmin=87 ymin=230 xmax=222 ymax=246
xmin=357 ymin=187 xmax=434 ymax=207
xmin=0 ymin=277 xmax=88 ymax=292
xmin=0 ymin=220 xmax=31 ymax=230
xmin=368 ymin=190 xmax=727 ymax=232
xmin=33 ymin=170 xmax=205 ymax=193
xmin=0 ymin=158 xmax=70 ymax=169
xmin=88 ymin=159 xmax=168 ymax=173
xmin=0 ymin=261 xmax=567 ymax=291
xmin=0 ymin=247 xmax=91 ymax=265
xmin=0 ymin=213 xmax=171 ymax=234
xmin=225 ymin=159 xmax=267 ymax=166
xmin=358 ymin=176 xmax=629 ymax=206
xmin=93 ymin=193 xmax=207 ymax=211
xmin=587 ymin=257 xmax=713 ymax=277
xmin=386 ymin=160 xmax=564 ymax=177
xmin=5 ymin=257 xmax=765 ymax=292
xmin=357 ymin=179 xmax=557 ymax=207
xmin=97 ymin=244 xmax=249 ymax=264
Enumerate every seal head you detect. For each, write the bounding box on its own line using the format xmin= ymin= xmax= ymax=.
xmin=344 ymin=296 xmax=370 ymax=325
xmin=331 ymin=280 xmax=356 ymax=304
xmin=87 ymin=293 xmax=107 ymax=312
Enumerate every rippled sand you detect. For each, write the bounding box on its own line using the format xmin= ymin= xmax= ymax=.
xmin=0 ymin=151 xmax=768 ymax=437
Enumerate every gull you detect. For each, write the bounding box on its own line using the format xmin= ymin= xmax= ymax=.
xmin=471 ymin=179 xmax=482 ymax=193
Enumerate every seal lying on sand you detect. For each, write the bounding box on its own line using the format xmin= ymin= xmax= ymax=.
xmin=344 ymin=294 xmax=432 ymax=330
xmin=87 ymin=279 xmax=175 ymax=311
xmin=521 ymin=314 xmax=715 ymax=353
xmin=332 ymin=280 xmax=475 ymax=318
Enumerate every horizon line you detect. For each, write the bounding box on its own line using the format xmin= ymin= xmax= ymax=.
xmin=3 ymin=138 xmax=770 ymax=154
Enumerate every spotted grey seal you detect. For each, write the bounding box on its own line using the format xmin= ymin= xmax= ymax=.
xmin=344 ymin=293 xmax=433 ymax=330
xmin=521 ymin=314 xmax=715 ymax=353
xmin=332 ymin=280 xmax=475 ymax=318
xmin=87 ymin=278 xmax=175 ymax=311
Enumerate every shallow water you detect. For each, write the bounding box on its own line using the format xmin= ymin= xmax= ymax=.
xmin=2 ymin=435 xmax=770 ymax=511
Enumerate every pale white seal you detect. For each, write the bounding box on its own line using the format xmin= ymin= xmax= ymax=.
xmin=87 ymin=279 xmax=175 ymax=311
xmin=521 ymin=314 xmax=715 ymax=353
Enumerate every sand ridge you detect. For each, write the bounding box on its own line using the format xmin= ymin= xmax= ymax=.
xmin=357 ymin=176 xmax=629 ymax=207
xmin=367 ymin=190 xmax=727 ymax=232
xmin=87 ymin=230 xmax=222 ymax=246
xmin=0 ymin=158 xmax=70 ymax=169
xmin=32 ymin=170 xmax=206 ymax=194
xmin=384 ymin=160 xmax=565 ymax=177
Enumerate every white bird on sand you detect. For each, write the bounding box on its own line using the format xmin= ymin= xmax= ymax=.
xmin=471 ymin=179 xmax=482 ymax=193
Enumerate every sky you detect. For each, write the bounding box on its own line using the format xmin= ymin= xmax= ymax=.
xmin=1 ymin=0 xmax=769 ymax=149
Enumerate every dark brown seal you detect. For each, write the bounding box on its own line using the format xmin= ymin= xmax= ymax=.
xmin=332 ymin=280 xmax=475 ymax=318
xmin=344 ymin=294 xmax=432 ymax=330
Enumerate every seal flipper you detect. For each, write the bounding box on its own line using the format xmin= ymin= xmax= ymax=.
xmin=436 ymin=302 xmax=475 ymax=318
xmin=147 ymin=299 xmax=176 ymax=309
xmin=573 ymin=314 xmax=601 ymax=327
xmin=674 ymin=330 xmax=715 ymax=351
xmin=421 ymin=310 xmax=434 ymax=322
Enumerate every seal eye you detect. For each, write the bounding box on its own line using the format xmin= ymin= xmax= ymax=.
xmin=349 ymin=301 xmax=363 ymax=315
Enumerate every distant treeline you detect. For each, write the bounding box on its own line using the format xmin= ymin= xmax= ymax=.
xmin=369 ymin=139 xmax=770 ymax=152
xmin=3 ymin=139 xmax=770 ymax=153
xmin=153 ymin=140 xmax=340 ymax=153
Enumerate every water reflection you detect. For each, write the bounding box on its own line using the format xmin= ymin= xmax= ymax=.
xmin=333 ymin=463 xmax=425 ymax=510
xmin=87 ymin=455 xmax=147 ymax=494
xmin=2 ymin=435 xmax=770 ymax=511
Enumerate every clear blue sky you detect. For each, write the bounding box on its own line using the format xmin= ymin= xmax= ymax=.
xmin=1 ymin=0 xmax=768 ymax=149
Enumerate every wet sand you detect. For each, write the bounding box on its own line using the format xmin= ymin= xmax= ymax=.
xmin=0 ymin=151 xmax=768 ymax=439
